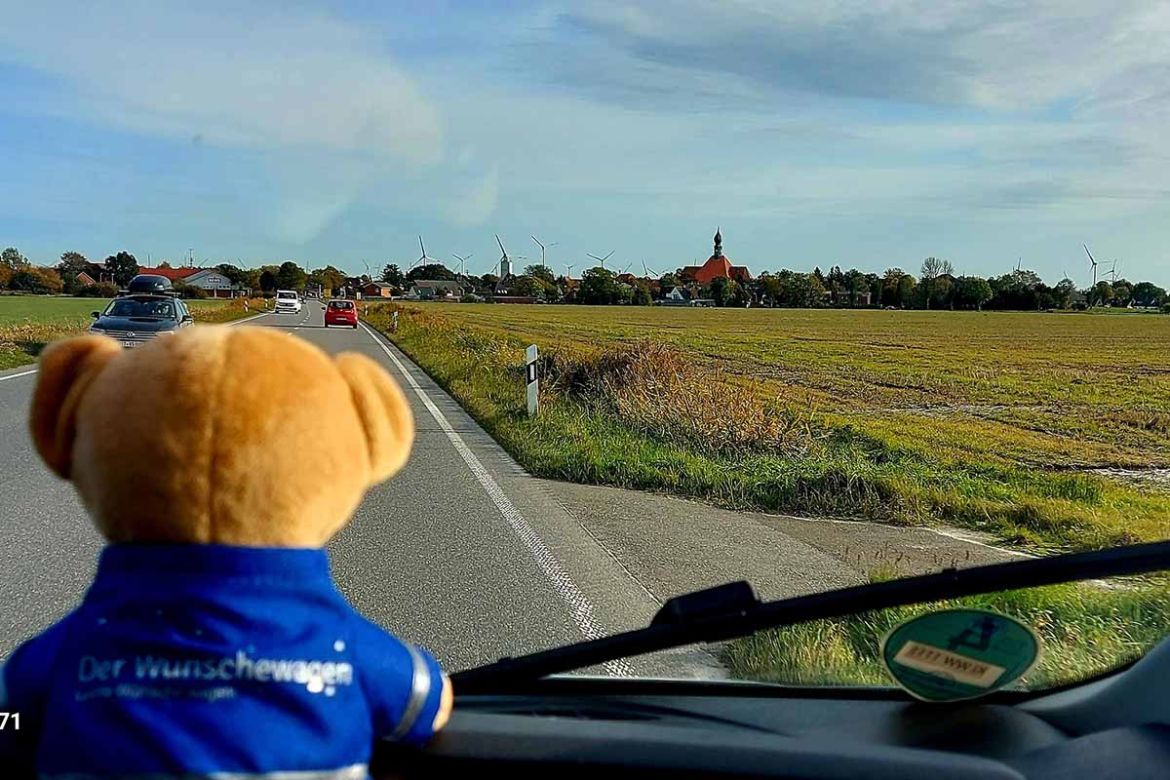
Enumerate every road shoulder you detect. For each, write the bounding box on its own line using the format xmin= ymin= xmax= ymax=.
xmin=539 ymin=480 xmax=1020 ymax=603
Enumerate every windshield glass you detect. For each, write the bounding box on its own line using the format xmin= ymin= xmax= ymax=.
xmin=104 ymin=299 xmax=175 ymax=318
xmin=721 ymin=577 xmax=1170 ymax=691
xmin=1 ymin=2 xmax=1167 ymax=702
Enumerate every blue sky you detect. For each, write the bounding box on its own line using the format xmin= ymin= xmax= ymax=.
xmin=2 ymin=0 xmax=1168 ymax=285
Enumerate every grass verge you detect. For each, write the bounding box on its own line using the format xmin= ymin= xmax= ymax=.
xmin=363 ymin=303 xmax=1169 ymax=553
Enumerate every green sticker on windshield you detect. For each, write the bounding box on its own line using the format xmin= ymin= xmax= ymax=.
xmin=880 ymin=609 xmax=1040 ymax=702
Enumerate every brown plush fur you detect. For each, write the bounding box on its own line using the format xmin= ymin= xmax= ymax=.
xmin=30 ymin=325 xmax=414 ymax=546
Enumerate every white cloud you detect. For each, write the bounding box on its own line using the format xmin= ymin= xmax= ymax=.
xmin=494 ymin=0 xmax=1170 ymax=230
xmin=0 ymin=1 xmax=443 ymax=164
xmin=0 ymin=1 xmax=453 ymax=245
xmin=563 ymin=0 xmax=1170 ymax=113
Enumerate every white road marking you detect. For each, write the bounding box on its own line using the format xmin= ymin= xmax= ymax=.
xmin=0 ymin=369 xmax=38 ymax=383
xmin=231 ymin=312 xmax=270 ymax=326
xmin=755 ymin=506 xmax=1037 ymax=559
xmin=359 ymin=323 xmax=631 ymax=676
xmin=0 ymin=310 xmax=270 ymax=383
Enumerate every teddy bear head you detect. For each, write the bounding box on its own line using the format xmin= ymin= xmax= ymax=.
xmin=29 ymin=325 xmax=414 ymax=547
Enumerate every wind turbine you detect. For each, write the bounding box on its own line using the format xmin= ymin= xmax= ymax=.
xmin=620 ymin=261 xmax=633 ymax=274
xmin=1083 ymin=243 xmax=1099 ymax=287
xmin=531 ymin=235 xmax=558 ymax=267
xmin=587 ymin=250 xmax=615 ymax=269
xmin=641 ymin=260 xmax=660 ymax=279
xmin=452 ymin=253 xmax=473 ymax=277
xmin=1107 ymin=259 xmax=1119 ymax=284
xmin=413 ymin=235 xmax=436 ymax=270
xmin=408 ymin=237 xmax=427 ymax=271
xmin=565 ymin=263 xmax=575 ymax=279
xmin=495 ymin=234 xmax=514 ymax=278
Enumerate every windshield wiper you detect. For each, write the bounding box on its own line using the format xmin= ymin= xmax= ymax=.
xmin=453 ymin=540 xmax=1170 ymax=693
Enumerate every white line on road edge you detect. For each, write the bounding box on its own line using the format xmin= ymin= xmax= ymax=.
xmin=0 ymin=311 xmax=270 ymax=384
xmin=229 ymin=312 xmax=270 ymax=327
xmin=0 ymin=369 xmax=38 ymax=383
xmin=359 ymin=323 xmax=631 ymax=677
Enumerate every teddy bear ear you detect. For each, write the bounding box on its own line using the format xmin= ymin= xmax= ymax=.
xmin=29 ymin=334 xmax=122 ymax=479
xmin=335 ymin=352 xmax=416 ymax=483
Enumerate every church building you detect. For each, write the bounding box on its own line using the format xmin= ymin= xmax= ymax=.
xmin=680 ymin=229 xmax=752 ymax=285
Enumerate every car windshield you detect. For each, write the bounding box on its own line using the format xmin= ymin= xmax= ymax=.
xmin=104 ymin=299 xmax=174 ymax=318
xmin=1 ymin=2 xmax=1167 ymax=702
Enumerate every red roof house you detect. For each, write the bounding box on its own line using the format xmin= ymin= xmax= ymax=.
xmin=138 ymin=266 xmax=200 ymax=282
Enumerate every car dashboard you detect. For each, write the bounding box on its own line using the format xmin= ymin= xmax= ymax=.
xmin=373 ymin=641 xmax=1170 ymax=779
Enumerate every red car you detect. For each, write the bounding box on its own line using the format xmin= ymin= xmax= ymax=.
xmin=324 ymin=299 xmax=358 ymax=328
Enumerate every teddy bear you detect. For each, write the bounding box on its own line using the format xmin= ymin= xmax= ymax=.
xmin=0 ymin=325 xmax=452 ymax=778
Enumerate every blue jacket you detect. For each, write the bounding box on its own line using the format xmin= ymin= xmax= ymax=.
xmin=0 ymin=544 xmax=445 ymax=778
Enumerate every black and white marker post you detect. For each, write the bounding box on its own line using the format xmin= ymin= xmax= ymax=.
xmin=526 ymin=344 xmax=539 ymax=417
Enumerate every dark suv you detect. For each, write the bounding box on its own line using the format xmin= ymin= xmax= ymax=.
xmin=89 ymin=274 xmax=194 ymax=348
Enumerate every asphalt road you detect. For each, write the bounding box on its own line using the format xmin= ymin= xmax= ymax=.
xmin=0 ymin=305 xmax=699 ymax=676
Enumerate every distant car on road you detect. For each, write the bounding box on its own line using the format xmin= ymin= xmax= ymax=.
xmin=275 ymin=289 xmax=302 ymax=314
xmin=324 ymin=299 xmax=358 ymax=329
xmin=88 ymin=274 xmax=194 ymax=348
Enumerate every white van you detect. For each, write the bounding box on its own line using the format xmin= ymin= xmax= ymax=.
xmin=275 ymin=290 xmax=302 ymax=314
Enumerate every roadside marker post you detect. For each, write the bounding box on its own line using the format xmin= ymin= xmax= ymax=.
xmin=526 ymin=344 xmax=539 ymax=417
xmin=391 ymin=311 xmax=399 ymax=333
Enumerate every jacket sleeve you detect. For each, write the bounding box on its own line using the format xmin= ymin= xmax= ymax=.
xmin=352 ymin=617 xmax=448 ymax=746
xmin=0 ymin=616 xmax=73 ymax=768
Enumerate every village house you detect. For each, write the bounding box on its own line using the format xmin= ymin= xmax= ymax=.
xmin=660 ymin=285 xmax=692 ymax=305
xmin=407 ymin=280 xmax=465 ymax=300
xmin=359 ymin=281 xmax=395 ymax=298
xmin=137 ymin=266 xmax=240 ymax=297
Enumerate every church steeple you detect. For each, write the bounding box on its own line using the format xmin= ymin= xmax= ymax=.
xmin=713 ymin=227 xmax=723 ymax=258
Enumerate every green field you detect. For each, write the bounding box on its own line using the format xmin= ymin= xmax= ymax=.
xmin=0 ymin=296 xmax=116 ymax=326
xmin=0 ymin=296 xmax=258 ymax=370
xmin=365 ymin=303 xmax=1170 ymax=553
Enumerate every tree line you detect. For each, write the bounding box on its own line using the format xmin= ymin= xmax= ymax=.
xmin=0 ymin=248 xmax=353 ymax=300
xmin=381 ymin=255 xmax=1168 ymax=312
xmin=3 ymin=247 xmax=1167 ymax=312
